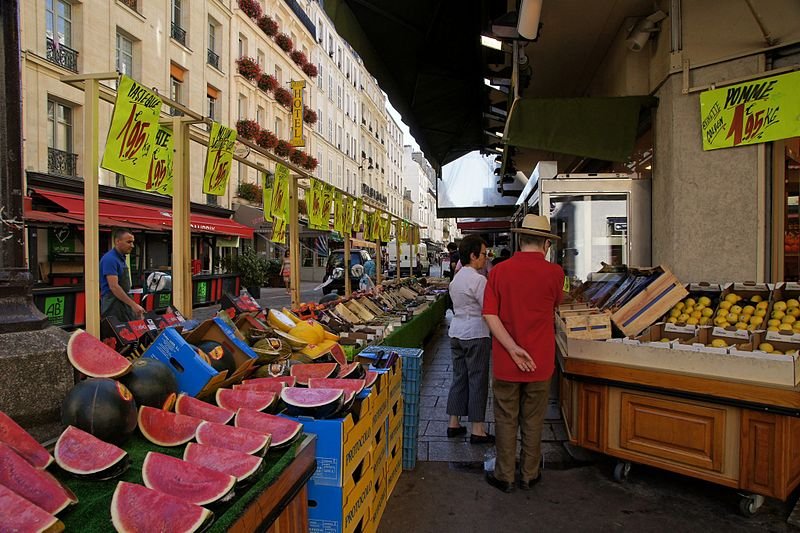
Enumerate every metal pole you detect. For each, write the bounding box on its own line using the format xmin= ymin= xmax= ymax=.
xmin=172 ymin=117 xmax=192 ymax=318
xmin=289 ymin=175 xmax=300 ymax=307
xmin=83 ymin=79 xmax=101 ymax=336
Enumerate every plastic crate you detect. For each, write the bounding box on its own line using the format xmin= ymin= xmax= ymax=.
xmin=402 ymin=446 xmax=416 ymax=470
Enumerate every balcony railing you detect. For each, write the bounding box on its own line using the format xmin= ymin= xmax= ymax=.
xmin=171 ymin=23 xmax=187 ymax=46
xmin=45 ymin=38 xmax=78 ymax=73
xmin=207 ymin=49 xmax=220 ymax=70
xmin=48 ymin=148 xmax=78 ymax=177
xmin=361 ymin=183 xmax=387 ymax=206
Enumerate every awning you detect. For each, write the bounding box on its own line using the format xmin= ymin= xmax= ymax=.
xmin=30 ymin=189 xmax=253 ymax=239
xmin=24 ymin=210 xmax=82 ymax=225
xmin=503 ymin=96 xmax=658 ymax=162
xmin=457 ymin=219 xmax=511 ymax=232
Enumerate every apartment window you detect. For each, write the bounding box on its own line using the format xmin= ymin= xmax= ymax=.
xmin=336 ymin=126 xmax=342 ymax=149
xmin=274 ymin=65 xmax=282 ymax=84
xmin=317 ymin=108 xmax=322 ymax=134
xmin=238 ymin=34 xmax=247 ymax=57
xmin=328 ymin=119 xmax=333 ymax=142
xmin=207 ymin=96 xmax=216 ymax=120
xmin=47 ymin=98 xmax=76 ymax=176
xmin=257 ymin=49 xmax=265 ymax=67
xmin=171 ymin=0 xmax=186 ymax=46
xmin=46 ymin=0 xmax=72 ymax=47
xmin=275 ymin=117 xmax=283 ymax=137
xmin=345 ymin=133 xmax=350 ymax=156
xmin=238 ymin=94 xmax=247 ymax=119
xmin=318 ymin=62 xmax=324 ymax=91
xmin=170 ymin=77 xmax=182 ymax=111
xmin=116 ymin=31 xmax=134 ymax=76
xmin=256 ymin=106 xmax=265 ymax=127
xmin=207 ymin=20 xmax=220 ymax=69
xmin=337 ymin=85 xmax=342 ymax=109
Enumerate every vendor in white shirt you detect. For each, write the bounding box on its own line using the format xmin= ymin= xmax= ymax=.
xmin=445 ymin=235 xmax=494 ymax=444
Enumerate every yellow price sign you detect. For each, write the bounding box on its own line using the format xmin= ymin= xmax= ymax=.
xmin=203 ymin=122 xmax=237 ymax=195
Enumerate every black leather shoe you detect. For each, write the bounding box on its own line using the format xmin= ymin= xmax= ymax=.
xmin=518 ymin=472 xmax=542 ymax=490
xmin=447 ymin=426 xmax=467 ymax=438
xmin=469 ymin=433 xmax=495 ymax=444
xmin=485 ymin=472 xmax=514 ymax=493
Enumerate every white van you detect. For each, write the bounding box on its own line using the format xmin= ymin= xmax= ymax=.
xmin=387 ymin=241 xmax=429 ymax=276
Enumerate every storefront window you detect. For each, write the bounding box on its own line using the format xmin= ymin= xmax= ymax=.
xmin=781 ymin=137 xmax=800 ymax=281
xmin=302 ymin=238 xmax=314 ymax=267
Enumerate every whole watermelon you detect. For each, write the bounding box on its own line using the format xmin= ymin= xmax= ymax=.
xmin=119 ymin=358 xmax=178 ymax=409
xmin=62 ymin=378 xmax=137 ymax=444
xmin=197 ymin=341 xmax=237 ymax=377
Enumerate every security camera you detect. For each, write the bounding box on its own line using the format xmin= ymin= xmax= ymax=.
xmin=625 ymin=10 xmax=667 ymax=52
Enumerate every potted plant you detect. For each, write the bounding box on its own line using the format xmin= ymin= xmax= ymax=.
xmin=257 ymin=15 xmax=279 ymax=37
xmin=257 ymin=73 xmax=278 ymax=93
xmin=255 ymin=129 xmax=278 ymax=150
xmin=302 ymin=63 xmax=318 ymax=78
xmin=290 ymin=149 xmax=308 ymax=167
xmin=236 ymin=57 xmax=261 ymax=80
xmin=273 ymin=87 xmax=293 ymax=109
xmin=303 ymin=106 xmax=318 ymax=125
xmin=238 ymin=0 xmax=262 ymax=20
xmin=275 ymin=33 xmax=293 ymax=53
xmin=226 ymin=247 xmax=269 ymax=298
xmin=275 ymin=140 xmax=294 ymax=159
xmin=290 ymin=50 xmax=307 ymax=66
xmin=237 ymin=182 xmax=262 ymax=204
xmin=303 ymin=155 xmax=319 ymax=172
xmin=236 ymin=119 xmax=260 ymax=140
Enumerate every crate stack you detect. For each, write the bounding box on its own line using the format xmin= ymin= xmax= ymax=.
xmin=379 ymin=346 xmax=423 ymax=470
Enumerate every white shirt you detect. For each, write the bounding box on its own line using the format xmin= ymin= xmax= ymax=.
xmin=448 ymin=266 xmax=490 ymax=340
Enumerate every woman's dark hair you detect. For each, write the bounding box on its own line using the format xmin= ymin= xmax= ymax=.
xmin=447 ymin=242 xmax=457 ymax=251
xmin=458 ymin=235 xmax=486 ymax=265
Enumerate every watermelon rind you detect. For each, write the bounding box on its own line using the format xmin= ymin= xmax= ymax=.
xmin=337 ymin=361 xmax=366 ymax=379
xmin=175 ymin=394 xmax=235 ymax=424
xmin=111 ymin=481 xmax=213 ymax=533
xmin=66 ymin=329 xmax=132 ymax=379
xmin=183 ymin=443 xmax=263 ymax=483
xmin=142 ymin=452 xmax=235 ymax=506
xmin=138 ymin=406 xmax=202 ymax=447
xmin=364 ymin=371 xmax=379 ymax=388
xmin=0 ymin=443 xmax=76 ymax=515
xmin=0 ymin=411 xmax=54 ymax=469
xmin=235 ymin=409 xmax=302 ymax=448
xmin=0 ymin=484 xmax=64 ymax=533
xmin=281 ymin=388 xmax=344 ymax=419
xmin=289 ymin=362 xmax=339 ymax=386
xmin=54 ymin=426 xmax=128 ymax=478
xmin=216 ymin=389 xmax=276 ymax=412
xmin=307 ymin=378 xmax=365 ymax=396
xmin=195 ymin=421 xmax=271 ymax=456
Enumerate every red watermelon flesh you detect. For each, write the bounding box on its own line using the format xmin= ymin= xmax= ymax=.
xmin=0 ymin=411 xmax=53 ymax=469
xmin=183 ymin=443 xmax=263 ymax=482
xmin=243 ymin=376 xmax=296 ymax=387
xmin=66 ymin=329 xmax=132 ymax=379
xmin=174 ymin=394 xmax=234 ymax=424
xmin=308 ymin=378 xmax=365 ymax=396
xmin=142 ymin=452 xmax=235 ymax=506
xmin=216 ymin=389 xmax=276 ymax=412
xmin=0 ymin=483 xmax=63 ymax=532
xmin=0 ymin=443 xmax=76 ymax=515
xmin=337 ymin=361 xmax=365 ymax=379
xmin=138 ymin=406 xmax=202 ymax=447
xmin=289 ymin=363 xmax=338 ymax=386
xmin=195 ymin=421 xmax=271 ymax=456
xmin=111 ymin=481 xmax=211 ymax=533
xmin=364 ymin=371 xmax=379 ymax=388
xmin=235 ymin=409 xmax=302 ymax=448
xmin=54 ymin=426 xmax=126 ymax=476
xmin=329 ymin=343 xmax=347 ymax=366
xmin=234 ymin=381 xmax=285 ymax=395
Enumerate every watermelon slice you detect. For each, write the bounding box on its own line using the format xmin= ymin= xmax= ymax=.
xmin=235 ymin=409 xmax=302 ymax=448
xmin=234 ymin=381 xmax=286 ymax=395
xmin=183 ymin=443 xmax=263 ymax=483
xmin=216 ymin=389 xmax=276 ymax=412
xmin=66 ymin=329 xmax=132 ymax=378
xmin=138 ymin=406 xmax=202 ymax=447
xmin=142 ymin=452 xmax=235 ymax=506
xmin=308 ymin=378 xmax=365 ymax=396
xmin=0 ymin=411 xmax=53 ymax=469
xmin=337 ymin=361 xmax=366 ymax=379
xmin=54 ymin=426 xmax=128 ymax=479
xmin=289 ymin=363 xmax=338 ymax=386
xmin=0 ymin=484 xmax=63 ymax=533
xmin=364 ymin=371 xmax=379 ymax=388
xmin=195 ymin=421 xmax=271 ymax=456
xmin=281 ymin=388 xmax=344 ymax=419
xmin=0 ymin=443 xmax=77 ymax=515
xmin=111 ymin=482 xmax=212 ymax=533
xmin=174 ymin=394 xmax=234 ymax=424
xmin=329 ymin=343 xmax=347 ymax=366
xmin=244 ymin=376 xmax=296 ymax=388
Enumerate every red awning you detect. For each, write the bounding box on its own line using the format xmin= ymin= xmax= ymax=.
xmin=457 ymin=220 xmax=512 ymax=231
xmin=30 ymin=189 xmax=253 ymax=239
xmin=23 ymin=210 xmax=82 ymax=225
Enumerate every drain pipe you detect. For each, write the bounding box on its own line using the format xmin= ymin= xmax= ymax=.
xmin=670 ymin=0 xmax=681 ymax=52
xmin=743 ymin=0 xmax=778 ymax=47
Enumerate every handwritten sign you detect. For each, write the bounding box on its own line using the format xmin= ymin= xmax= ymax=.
xmin=381 ymin=214 xmax=392 ymax=242
xmin=271 ymin=164 xmax=290 ymax=221
xmin=700 ymin=70 xmax=800 ymax=150
xmin=333 ymin=192 xmax=345 ymax=233
xmin=352 ymin=198 xmax=364 ymax=234
xmin=307 ymin=179 xmax=326 ymax=230
xmin=290 ymin=80 xmax=306 ymax=147
xmin=126 ymin=125 xmax=173 ymax=196
xmin=271 ymin=217 xmax=288 ymax=244
xmin=203 ymin=122 xmax=237 ymax=195
xmin=102 ymin=75 xmax=162 ymax=180
xmin=263 ymin=172 xmax=273 ymax=221
xmin=343 ymin=196 xmax=353 ymax=236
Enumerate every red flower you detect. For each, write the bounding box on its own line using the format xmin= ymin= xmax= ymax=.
xmin=273 ymin=87 xmax=293 ymax=109
xmin=303 ymin=155 xmax=318 ymax=171
xmin=257 ymin=73 xmax=278 ymax=93
xmin=257 ymin=15 xmax=279 ymax=37
xmin=290 ymin=150 xmax=308 ymax=166
xmin=236 ymin=57 xmax=261 ymax=81
xmin=256 ymin=130 xmax=278 ymax=150
xmin=238 ymin=0 xmax=262 ymax=20
xmin=236 ymin=119 xmax=260 ymax=140
xmin=275 ymin=33 xmax=293 ymax=53
xmin=290 ymin=50 xmax=307 ymax=66
xmin=302 ymin=62 xmax=318 ymax=78
xmin=303 ymin=106 xmax=318 ymax=125
xmin=275 ymin=140 xmax=295 ymax=158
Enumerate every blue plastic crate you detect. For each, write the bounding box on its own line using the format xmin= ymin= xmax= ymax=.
xmin=403 ymin=410 xmax=419 ymax=430
xmin=402 ymin=446 xmax=416 ymax=470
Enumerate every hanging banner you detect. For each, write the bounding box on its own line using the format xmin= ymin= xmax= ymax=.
xmin=363 ymin=212 xmax=373 ymax=241
xmin=271 ymin=164 xmax=290 ymax=221
xmin=320 ymin=184 xmax=334 ymax=224
xmin=381 ymin=214 xmax=392 ymax=242
xmin=394 ymin=219 xmax=402 ymax=243
xmin=101 ymin=74 xmax=162 ymax=181
xmin=271 ymin=217 xmax=288 ymax=244
xmin=203 ymin=121 xmax=237 ymax=195
xmin=263 ymin=172 xmax=273 ymax=221
xmin=343 ymin=196 xmax=353 ymax=236
xmin=352 ymin=198 xmax=364 ymax=234
xmin=333 ymin=192 xmax=345 ymax=233
xmin=700 ymin=70 xmax=800 ymax=151
xmin=371 ymin=212 xmax=381 ymax=242
xmin=123 ymin=125 xmax=174 ymax=196
xmin=290 ymin=80 xmax=306 ymax=147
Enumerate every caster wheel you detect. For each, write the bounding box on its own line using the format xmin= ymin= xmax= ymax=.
xmin=613 ymin=462 xmax=631 ymax=482
xmin=738 ymin=494 xmax=764 ymax=517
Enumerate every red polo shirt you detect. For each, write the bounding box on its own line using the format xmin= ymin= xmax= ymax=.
xmin=482 ymin=251 xmax=564 ymax=382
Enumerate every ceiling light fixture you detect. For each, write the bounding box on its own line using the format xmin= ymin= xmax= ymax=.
xmin=518 ymin=0 xmax=543 ymax=40
xmin=480 ymin=35 xmax=503 ymax=50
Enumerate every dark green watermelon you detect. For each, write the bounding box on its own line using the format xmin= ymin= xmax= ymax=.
xmin=119 ymin=358 xmax=178 ymax=409
xmin=61 ymin=378 xmax=137 ymax=445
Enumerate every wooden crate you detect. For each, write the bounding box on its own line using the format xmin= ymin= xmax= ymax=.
xmin=557 ymin=308 xmax=612 ymax=340
xmin=611 ymin=265 xmax=688 ymax=337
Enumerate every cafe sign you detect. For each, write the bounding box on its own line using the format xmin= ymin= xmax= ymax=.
xmin=700 ymin=70 xmax=800 ymax=151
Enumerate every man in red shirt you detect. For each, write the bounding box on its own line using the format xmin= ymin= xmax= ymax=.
xmin=482 ymin=214 xmax=565 ymax=492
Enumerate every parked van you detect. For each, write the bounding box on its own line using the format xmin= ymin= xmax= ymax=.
xmin=387 ymin=242 xmax=429 ymax=277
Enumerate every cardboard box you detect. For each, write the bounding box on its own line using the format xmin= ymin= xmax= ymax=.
xmin=610 ymin=265 xmax=688 ymax=337
xmin=308 ymin=468 xmax=374 ymax=533
xmin=145 ymin=307 xmax=187 ymax=330
xmin=386 ymin=440 xmax=402 ymax=497
xmin=635 ymin=323 xmax=695 ymax=349
xmin=100 ymin=316 xmax=159 ymax=353
xmin=220 ymin=291 xmax=262 ymax=315
xmin=388 ymin=396 xmax=403 ymax=430
xmin=142 ymin=328 xmax=226 ymax=397
xmin=184 ymin=318 xmax=258 ymax=393
xmin=372 ymin=415 xmax=388 ymax=478
xmin=388 ymin=407 xmax=403 ymax=451
xmin=366 ymin=470 xmax=388 ymax=533
xmin=284 ymin=393 xmax=374 ymax=487
xmin=368 ymin=374 xmax=389 ymax=435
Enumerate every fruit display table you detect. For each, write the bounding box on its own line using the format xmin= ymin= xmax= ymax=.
xmin=56 ymin=433 xmax=316 ymax=532
xmin=380 ymin=296 xmax=447 ymax=348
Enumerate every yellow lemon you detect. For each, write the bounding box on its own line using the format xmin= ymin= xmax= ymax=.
xmin=702 ymin=308 xmax=714 ymax=317
xmin=754 ymin=308 xmax=767 ymax=317
xmin=710 ymin=339 xmax=728 ymax=348
xmin=678 ymin=313 xmax=690 ymax=322
xmin=684 ymin=306 xmax=695 ymax=315
xmin=667 ymin=317 xmax=678 ymax=324
xmin=720 ymin=301 xmax=733 ymax=310
xmin=735 ymin=322 xmax=748 ymax=330
xmin=788 ymin=298 xmax=800 ymax=308
xmin=659 ymin=338 xmax=671 ymax=343
xmin=751 ymin=295 xmax=763 ymax=303
xmin=759 ymin=342 xmax=774 ymax=352
xmin=695 ymin=303 xmax=706 ymax=312
xmin=779 ymin=323 xmax=793 ymax=331
xmin=698 ymin=296 xmax=712 ymax=307
xmin=726 ymin=313 xmax=739 ymax=323
xmin=741 ymin=313 xmax=753 ymax=324
xmin=742 ymin=305 xmax=755 ymax=315
xmin=714 ymin=316 xmax=727 ymax=326
xmin=724 ymin=294 xmax=739 ymax=303
xmin=772 ymin=310 xmax=786 ymax=320
xmin=768 ymin=319 xmax=781 ymax=327
xmin=686 ymin=317 xmax=699 ymax=325
xmin=749 ymin=316 xmax=764 ymax=327
xmin=670 ymin=308 xmax=681 ymax=318
xmin=699 ymin=317 xmax=711 ymax=325
xmin=730 ymin=304 xmax=743 ymax=315
xmin=691 ymin=310 xmax=702 ymax=319
xmin=788 ymin=307 xmax=800 ymax=317
xmin=685 ymin=298 xmax=696 ymax=307
xmin=675 ymin=302 xmax=685 ymax=311
xmin=768 ymin=326 xmax=780 ymax=332
xmin=774 ymin=301 xmax=788 ymax=312
xmin=756 ymin=301 xmax=769 ymax=310
xmin=783 ymin=315 xmax=797 ymax=324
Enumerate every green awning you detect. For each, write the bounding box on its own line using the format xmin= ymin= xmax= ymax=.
xmin=503 ymin=96 xmax=658 ymax=162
